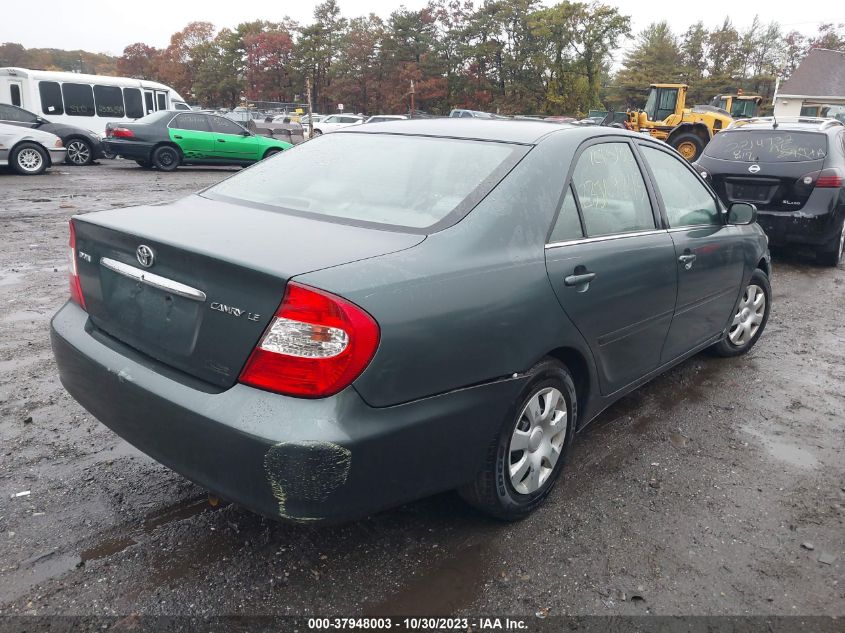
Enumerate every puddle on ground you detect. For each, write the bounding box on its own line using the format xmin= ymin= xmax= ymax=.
xmin=364 ymin=541 xmax=496 ymax=616
xmin=80 ymin=536 xmax=138 ymax=563
xmin=742 ymin=425 xmax=819 ymax=469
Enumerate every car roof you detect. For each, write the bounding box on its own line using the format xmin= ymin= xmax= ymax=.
xmin=727 ymin=117 xmax=845 ymax=135
xmin=341 ymin=117 xmax=632 ymax=144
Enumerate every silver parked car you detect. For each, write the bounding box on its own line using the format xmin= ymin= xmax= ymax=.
xmin=0 ymin=122 xmax=66 ymax=175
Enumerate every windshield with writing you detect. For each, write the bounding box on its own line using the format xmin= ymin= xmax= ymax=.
xmin=704 ymin=131 xmax=828 ymax=162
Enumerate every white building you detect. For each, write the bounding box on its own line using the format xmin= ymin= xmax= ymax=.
xmin=773 ymin=48 xmax=845 ymax=122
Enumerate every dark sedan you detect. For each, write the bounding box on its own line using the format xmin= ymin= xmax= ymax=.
xmin=695 ymin=116 xmax=845 ymax=265
xmin=0 ymin=103 xmax=104 ymax=166
xmin=51 ymin=120 xmax=771 ymax=524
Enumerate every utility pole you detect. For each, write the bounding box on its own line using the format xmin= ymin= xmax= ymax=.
xmin=306 ymin=77 xmax=314 ymax=138
xmin=409 ymin=80 xmax=415 ymax=119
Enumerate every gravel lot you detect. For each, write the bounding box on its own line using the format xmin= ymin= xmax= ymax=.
xmin=0 ymin=160 xmax=843 ymax=618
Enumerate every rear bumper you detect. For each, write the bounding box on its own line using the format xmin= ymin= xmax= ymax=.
xmin=50 ymin=301 xmax=526 ymax=523
xmin=757 ymin=208 xmax=843 ymax=248
xmin=101 ymin=140 xmax=154 ymax=161
xmin=48 ymin=148 xmax=66 ymax=165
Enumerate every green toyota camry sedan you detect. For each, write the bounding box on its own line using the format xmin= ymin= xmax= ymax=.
xmin=102 ymin=111 xmax=292 ymax=171
xmin=52 ymin=120 xmax=771 ymax=524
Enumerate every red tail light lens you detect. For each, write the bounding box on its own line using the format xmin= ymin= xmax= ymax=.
xmin=68 ymin=220 xmax=86 ymax=310
xmin=110 ymin=127 xmax=134 ymax=138
xmin=799 ymin=168 xmax=844 ymax=188
xmin=239 ymin=282 xmax=379 ymax=398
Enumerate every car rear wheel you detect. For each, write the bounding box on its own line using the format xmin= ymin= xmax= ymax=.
xmin=11 ymin=142 xmax=48 ymax=175
xmin=458 ymin=359 xmax=576 ymax=520
xmin=817 ymin=220 xmax=845 ymax=267
xmin=65 ymin=138 xmax=93 ymax=166
xmin=312 ymin=129 xmax=323 ymax=136
xmin=711 ymin=269 xmax=771 ymax=357
xmin=671 ymin=133 xmax=704 ymax=161
xmin=152 ymin=145 xmax=180 ymax=172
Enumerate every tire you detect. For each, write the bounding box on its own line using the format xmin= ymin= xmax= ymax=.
xmin=11 ymin=142 xmax=48 ymax=175
xmin=263 ymin=148 xmax=281 ymax=160
xmin=152 ymin=145 xmax=180 ymax=172
xmin=816 ymin=220 xmax=845 ymax=267
xmin=711 ymin=268 xmax=772 ymax=357
xmin=671 ymin=133 xmax=705 ymax=161
xmin=312 ymin=129 xmax=323 ymax=136
xmin=135 ymin=159 xmax=152 ymax=169
xmin=458 ymin=359 xmax=577 ymax=520
xmin=65 ymin=138 xmax=93 ymax=166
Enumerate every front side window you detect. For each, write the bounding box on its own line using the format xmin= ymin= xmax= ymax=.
xmin=641 ymin=146 xmax=719 ymax=227
xmin=10 ymin=84 xmax=21 ymax=107
xmin=62 ymin=83 xmax=95 ymax=116
xmin=156 ymin=93 xmax=167 ymax=110
xmin=172 ymin=113 xmax=211 ymax=132
xmin=124 ymin=88 xmax=143 ymax=119
xmin=210 ymin=116 xmax=245 ymax=135
xmin=570 ymin=142 xmax=654 ymax=237
xmin=549 ymin=186 xmax=584 ymax=243
xmin=204 ymin=133 xmax=520 ymax=231
xmin=93 ymin=85 xmax=125 ymax=117
xmin=39 ymin=81 xmax=63 ymax=115
xmin=0 ymin=104 xmax=37 ymax=123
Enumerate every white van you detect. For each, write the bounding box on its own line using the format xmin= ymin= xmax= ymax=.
xmin=0 ymin=68 xmax=190 ymax=136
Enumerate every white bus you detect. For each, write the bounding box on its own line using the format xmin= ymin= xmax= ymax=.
xmin=0 ymin=67 xmax=190 ymax=136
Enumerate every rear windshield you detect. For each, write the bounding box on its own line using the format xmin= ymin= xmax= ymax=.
xmin=203 ymin=132 xmax=524 ymax=231
xmin=704 ymin=130 xmax=828 ymax=162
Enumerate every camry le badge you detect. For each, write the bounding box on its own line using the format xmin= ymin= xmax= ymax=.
xmin=748 ymin=164 xmax=761 ymax=174
xmin=136 ymin=245 xmax=155 ymax=268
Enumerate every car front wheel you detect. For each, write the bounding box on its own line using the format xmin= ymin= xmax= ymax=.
xmin=458 ymin=359 xmax=577 ymax=520
xmin=711 ymin=268 xmax=771 ymax=357
xmin=152 ymin=145 xmax=180 ymax=172
xmin=65 ymin=138 xmax=93 ymax=166
xmin=11 ymin=142 xmax=48 ymax=175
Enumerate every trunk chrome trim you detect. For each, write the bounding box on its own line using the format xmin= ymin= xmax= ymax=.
xmin=545 ymin=229 xmax=666 ymax=250
xmin=100 ymin=258 xmax=207 ymax=302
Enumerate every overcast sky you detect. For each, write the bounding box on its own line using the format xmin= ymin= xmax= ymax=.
xmin=3 ymin=0 xmax=844 ymax=58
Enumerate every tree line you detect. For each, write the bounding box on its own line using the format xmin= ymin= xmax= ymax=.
xmin=2 ymin=4 xmax=843 ymax=117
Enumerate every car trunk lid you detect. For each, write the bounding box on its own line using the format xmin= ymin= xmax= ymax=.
xmin=73 ymin=195 xmax=424 ymax=388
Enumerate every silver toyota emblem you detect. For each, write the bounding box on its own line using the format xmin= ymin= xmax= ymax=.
xmin=136 ymin=245 xmax=155 ymax=268
xmin=748 ymin=164 xmax=761 ymax=174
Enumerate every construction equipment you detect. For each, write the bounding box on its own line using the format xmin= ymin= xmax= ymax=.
xmin=625 ymin=83 xmax=734 ymax=161
xmin=709 ymin=91 xmax=763 ymax=119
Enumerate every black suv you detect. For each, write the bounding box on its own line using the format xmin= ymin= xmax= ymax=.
xmin=695 ymin=117 xmax=845 ymax=265
xmin=0 ymin=103 xmax=105 ymax=166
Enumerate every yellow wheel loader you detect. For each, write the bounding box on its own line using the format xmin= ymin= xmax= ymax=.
xmin=709 ymin=92 xmax=763 ymax=119
xmin=625 ymin=84 xmax=734 ymax=161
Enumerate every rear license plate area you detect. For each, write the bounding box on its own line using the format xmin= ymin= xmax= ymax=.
xmin=728 ymin=183 xmax=771 ymax=202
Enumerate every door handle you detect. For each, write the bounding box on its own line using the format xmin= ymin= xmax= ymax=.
xmin=564 ymin=272 xmax=597 ymax=287
xmin=678 ymin=253 xmax=696 ymax=270
xmin=217 ymin=139 xmax=226 ymax=143
xmin=173 ymin=134 xmax=183 ymax=139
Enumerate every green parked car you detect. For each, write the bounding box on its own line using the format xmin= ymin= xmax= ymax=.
xmin=102 ymin=111 xmax=292 ymax=171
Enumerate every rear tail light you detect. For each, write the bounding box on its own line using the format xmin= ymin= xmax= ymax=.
xmin=239 ymin=282 xmax=379 ymax=398
xmin=799 ymin=168 xmax=844 ymax=189
xmin=68 ymin=220 xmax=86 ymax=310
xmin=109 ymin=127 xmax=134 ymax=138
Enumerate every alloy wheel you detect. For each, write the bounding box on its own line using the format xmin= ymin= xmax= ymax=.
xmin=66 ymin=140 xmax=91 ymax=165
xmin=17 ymin=148 xmax=43 ymax=173
xmin=729 ymin=284 xmax=766 ymax=346
xmin=508 ymin=387 xmax=568 ymax=495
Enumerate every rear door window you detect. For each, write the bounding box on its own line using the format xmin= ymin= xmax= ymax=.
xmin=94 ymin=85 xmax=125 ymax=117
xmin=570 ymin=142 xmax=655 ymax=237
xmin=641 ymin=145 xmax=720 ymax=227
xmin=171 ymin=113 xmax=211 ymax=131
xmin=62 ymin=83 xmax=95 ymax=117
xmin=704 ymin=130 xmax=828 ymax=162
xmin=39 ymin=81 xmax=64 ymax=115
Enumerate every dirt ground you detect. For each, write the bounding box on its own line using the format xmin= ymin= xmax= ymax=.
xmin=0 ymin=160 xmax=843 ymax=619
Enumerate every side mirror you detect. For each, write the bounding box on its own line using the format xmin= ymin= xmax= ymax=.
xmin=727 ymin=202 xmax=757 ymax=225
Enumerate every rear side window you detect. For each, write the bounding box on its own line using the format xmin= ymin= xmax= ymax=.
xmin=172 ymin=113 xmax=211 ymax=131
xmin=204 ymin=133 xmax=522 ymax=231
xmin=62 ymin=83 xmax=95 ymax=116
xmin=704 ymin=130 xmax=828 ymax=162
xmin=641 ymin=146 xmax=720 ymax=227
xmin=549 ymin=186 xmax=583 ymax=243
xmin=39 ymin=81 xmax=63 ymax=115
xmin=94 ymin=85 xmax=124 ymax=117
xmin=124 ymin=88 xmax=144 ymax=118
xmin=0 ymin=104 xmax=36 ymax=123
xmin=570 ymin=142 xmax=654 ymax=237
